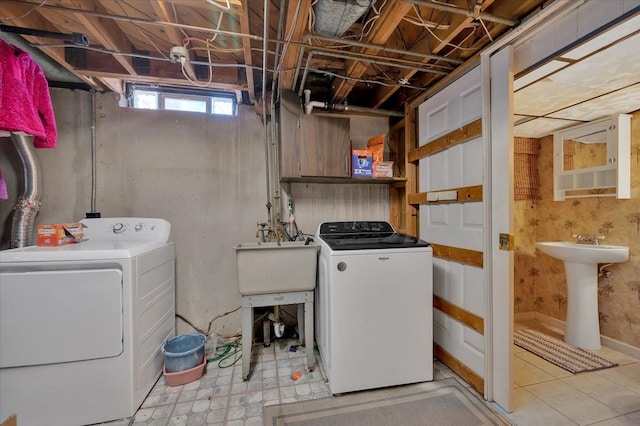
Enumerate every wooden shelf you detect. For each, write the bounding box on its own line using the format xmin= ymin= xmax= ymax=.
xmin=280 ymin=177 xmax=407 ymax=184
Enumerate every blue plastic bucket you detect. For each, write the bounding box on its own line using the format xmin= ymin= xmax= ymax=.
xmin=163 ymin=333 xmax=206 ymax=373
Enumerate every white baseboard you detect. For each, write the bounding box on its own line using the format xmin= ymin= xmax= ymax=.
xmin=515 ymin=311 xmax=640 ymax=359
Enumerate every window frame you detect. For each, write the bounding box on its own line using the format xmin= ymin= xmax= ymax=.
xmin=128 ymin=84 xmax=237 ymax=117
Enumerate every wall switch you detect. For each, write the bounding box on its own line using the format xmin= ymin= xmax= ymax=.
xmin=426 ymin=190 xmax=458 ymax=202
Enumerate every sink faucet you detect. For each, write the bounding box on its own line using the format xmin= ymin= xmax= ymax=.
xmin=573 ymin=234 xmax=605 ymax=245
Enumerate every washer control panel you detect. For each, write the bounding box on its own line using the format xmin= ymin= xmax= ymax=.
xmin=318 ymin=221 xmax=394 ymax=235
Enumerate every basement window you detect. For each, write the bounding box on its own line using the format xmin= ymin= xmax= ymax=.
xmin=129 ymin=86 xmax=236 ymax=117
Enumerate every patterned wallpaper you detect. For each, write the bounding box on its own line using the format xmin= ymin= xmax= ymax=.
xmin=515 ymin=110 xmax=640 ymax=349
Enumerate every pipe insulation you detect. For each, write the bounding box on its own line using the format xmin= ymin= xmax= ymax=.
xmin=10 ymin=133 xmax=42 ymax=248
xmin=313 ymin=0 xmax=374 ymax=37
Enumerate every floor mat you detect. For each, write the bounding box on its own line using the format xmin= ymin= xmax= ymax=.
xmin=514 ymin=328 xmax=618 ymax=374
xmin=263 ymin=378 xmax=507 ymax=425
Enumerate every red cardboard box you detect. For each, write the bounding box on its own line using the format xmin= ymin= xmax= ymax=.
xmin=37 ymin=223 xmax=85 ymax=247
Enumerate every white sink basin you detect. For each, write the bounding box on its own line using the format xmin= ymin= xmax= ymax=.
xmin=535 ymin=240 xmax=629 ymax=349
xmin=535 ymin=241 xmax=629 ymax=264
xmin=234 ymin=241 xmax=319 ymax=295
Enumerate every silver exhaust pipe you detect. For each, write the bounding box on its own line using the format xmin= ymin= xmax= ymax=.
xmin=10 ymin=133 xmax=42 ymax=248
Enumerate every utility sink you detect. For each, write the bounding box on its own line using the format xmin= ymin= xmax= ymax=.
xmin=535 ymin=241 xmax=629 ymax=264
xmin=234 ymin=241 xmax=319 ymax=295
xmin=535 ymin=240 xmax=629 ymax=350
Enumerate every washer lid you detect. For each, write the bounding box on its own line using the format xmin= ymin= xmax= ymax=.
xmin=0 ymin=240 xmax=169 ymax=262
xmin=316 ymin=221 xmax=430 ymax=251
xmin=319 ymin=232 xmax=430 ymax=251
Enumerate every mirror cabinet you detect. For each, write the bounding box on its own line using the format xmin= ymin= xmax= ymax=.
xmin=553 ymin=114 xmax=631 ymax=201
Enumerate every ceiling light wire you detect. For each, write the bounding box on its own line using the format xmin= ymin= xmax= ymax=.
xmin=0 ymin=0 xmax=46 ymax=22
xmin=358 ymin=0 xmax=386 ymax=41
xmin=170 ymin=2 xmax=191 ymax=46
xmin=478 ymin=16 xmax=494 ymax=42
xmin=308 ymin=67 xmax=427 ymax=90
xmin=118 ymin=0 xmax=157 ymax=21
xmin=207 ymin=11 xmax=225 ymax=42
xmin=205 ymin=0 xmax=231 ymax=10
xmin=137 ymin=26 xmax=170 ymax=59
xmin=425 ymin=23 xmax=478 ymax=51
xmin=403 ymin=5 xmax=450 ymax=30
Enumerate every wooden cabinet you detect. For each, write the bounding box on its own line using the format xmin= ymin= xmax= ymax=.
xmin=279 ymin=90 xmax=302 ymax=178
xmin=299 ymin=115 xmax=350 ymax=177
xmin=278 ymin=90 xmax=405 ymax=184
xmin=279 ymin=90 xmax=350 ymax=180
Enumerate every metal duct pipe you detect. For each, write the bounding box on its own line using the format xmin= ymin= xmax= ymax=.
xmin=313 ymin=0 xmax=374 ymax=37
xmin=303 ymin=89 xmax=404 ymax=118
xmin=402 ymin=0 xmax=519 ymax=27
xmin=0 ymin=24 xmax=89 ymax=46
xmin=9 ymin=133 xmax=42 ymax=248
xmin=0 ymin=33 xmax=84 ymax=84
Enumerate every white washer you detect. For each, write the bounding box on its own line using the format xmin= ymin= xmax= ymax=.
xmin=0 ymin=218 xmax=175 ymax=426
xmin=315 ymin=221 xmax=433 ymax=394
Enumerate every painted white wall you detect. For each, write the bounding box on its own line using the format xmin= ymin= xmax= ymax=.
xmin=0 ymin=88 xmax=92 ymax=247
xmin=0 ymin=90 xmax=389 ymax=338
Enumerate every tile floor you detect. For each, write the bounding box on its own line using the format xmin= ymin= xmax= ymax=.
xmin=500 ymin=320 xmax=640 ymax=426
xmin=123 ymin=337 xmax=462 ymax=426
xmin=120 ymin=320 xmax=640 ymax=426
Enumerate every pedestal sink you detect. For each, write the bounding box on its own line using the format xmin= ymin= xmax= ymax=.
xmin=535 ymin=241 xmax=629 ymax=350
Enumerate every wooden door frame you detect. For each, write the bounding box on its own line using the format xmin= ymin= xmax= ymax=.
xmin=480 ymin=0 xmax=581 ymax=412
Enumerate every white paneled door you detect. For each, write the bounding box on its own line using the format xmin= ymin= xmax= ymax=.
xmin=418 ymin=66 xmax=486 ymax=378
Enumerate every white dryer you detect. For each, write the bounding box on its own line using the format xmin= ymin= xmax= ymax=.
xmin=0 ymin=218 xmax=175 ymax=426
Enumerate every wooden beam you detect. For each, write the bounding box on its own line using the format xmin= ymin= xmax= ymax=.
xmin=80 ymin=70 xmax=246 ymax=92
xmin=434 ymin=344 xmax=484 ymax=395
xmin=332 ymin=0 xmax=412 ymax=103
xmin=280 ymin=0 xmax=312 ymax=91
xmin=98 ymin=77 xmax=123 ymax=94
xmin=409 ymin=184 xmax=483 ymax=204
xmin=370 ymin=0 xmax=497 ymax=108
xmin=149 ymin=0 xmax=198 ymax=81
xmin=66 ymin=0 xmax=137 ymax=77
xmin=408 ymin=118 xmax=482 ymax=162
xmin=433 ymin=295 xmax=484 ymax=335
xmin=238 ymin=0 xmax=255 ymax=102
xmin=430 ymin=243 xmax=483 ymax=267
xmin=0 ymin=4 xmax=100 ymax=89
xmin=404 ymin=104 xmax=419 ymax=237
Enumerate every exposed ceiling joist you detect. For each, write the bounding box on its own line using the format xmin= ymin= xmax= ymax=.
xmin=370 ymin=0 xmax=498 ymax=108
xmin=331 ymin=0 xmax=413 ymax=103
xmin=149 ymin=0 xmax=198 ymax=81
xmin=280 ymin=0 xmax=312 ymax=91
xmin=0 ymin=0 xmax=554 ymax=111
xmin=238 ymin=2 xmax=255 ymax=101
